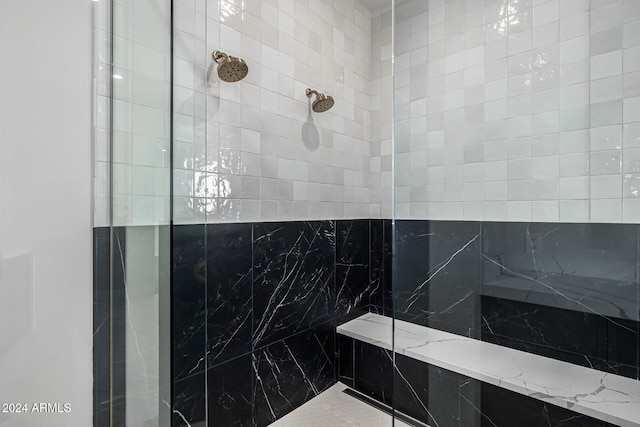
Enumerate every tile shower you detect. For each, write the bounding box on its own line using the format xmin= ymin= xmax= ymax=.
xmin=171 ymin=220 xmax=385 ymax=425
xmin=93 ymin=0 xmax=640 ymax=426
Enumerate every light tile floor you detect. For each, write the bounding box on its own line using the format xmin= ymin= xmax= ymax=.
xmin=269 ymin=383 xmax=413 ymax=427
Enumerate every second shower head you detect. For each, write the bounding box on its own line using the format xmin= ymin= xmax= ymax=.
xmin=212 ymin=50 xmax=248 ymax=83
xmin=306 ymin=88 xmax=334 ymax=113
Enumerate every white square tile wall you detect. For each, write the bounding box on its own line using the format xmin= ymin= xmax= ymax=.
xmin=96 ymin=0 xmax=640 ymax=225
xmin=370 ymin=6 xmax=394 ymax=219
xmin=94 ymin=0 xmax=172 ymax=227
xmin=94 ymin=0 xmax=112 ymax=227
xmin=393 ymin=0 xmax=640 ymax=223
xmin=172 ymin=0 xmax=377 ymax=223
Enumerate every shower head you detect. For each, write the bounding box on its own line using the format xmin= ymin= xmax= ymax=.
xmin=306 ymin=88 xmax=334 ymax=113
xmin=212 ymin=50 xmax=248 ymax=82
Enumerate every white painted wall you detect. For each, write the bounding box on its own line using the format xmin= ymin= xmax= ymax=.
xmin=0 ymin=1 xmax=93 ymax=426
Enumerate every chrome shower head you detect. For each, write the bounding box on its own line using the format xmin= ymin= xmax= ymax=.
xmin=212 ymin=50 xmax=248 ymax=82
xmin=306 ymin=88 xmax=334 ymax=113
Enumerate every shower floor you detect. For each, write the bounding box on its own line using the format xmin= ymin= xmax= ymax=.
xmin=269 ymin=382 xmax=413 ymax=427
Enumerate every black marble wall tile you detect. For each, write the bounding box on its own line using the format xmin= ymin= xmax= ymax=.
xmin=336 ymin=220 xmax=370 ymax=322
xmin=93 ymin=227 xmax=111 ymax=427
xmin=173 ymin=372 xmax=206 ymax=426
xmin=92 ymin=228 xmax=130 ymax=426
xmin=369 ymin=219 xmax=385 ymax=314
xmin=480 ymin=382 xmax=611 ymax=427
xmin=395 ymin=220 xmax=483 ymax=337
xmin=382 ymin=219 xmax=393 ymax=316
xmin=337 ymin=335 xmax=355 ymax=388
xmin=485 ymin=222 xmax=638 ymax=272
xmin=349 ymin=338 xmax=465 ymax=427
xmin=608 ymin=318 xmax=640 ymax=380
xmin=207 ymin=354 xmax=253 ymax=427
xmin=481 ymin=296 xmax=640 ymax=380
xmin=394 ymin=354 xmax=461 ymax=427
xmin=111 ymin=228 xmax=127 ymax=427
xmin=393 ymin=354 xmax=428 ymax=423
xmin=91 ymin=228 xmax=126 ymax=427
xmin=481 ymin=296 xmax=608 ymax=360
xmin=206 ymin=223 xmax=253 ymax=367
xmin=253 ymin=323 xmax=335 ymax=427
xmin=252 ymin=221 xmax=335 ymax=349
xmin=172 ymin=224 xmax=207 ymax=426
xmin=482 ymin=222 xmax=638 ymax=322
xmin=172 ymin=220 xmax=342 ymax=426
xmin=458 ymin=377 xmax=482 ymax=427
xmin=167 ymin=218 xmax=639 ymax=427
xmin=172 ymin=224 xmax=207 ymax=381
xmin=481 ymin=222 xmax=640 ymax=380
xmin=354 ymin=341 xmax=393 ymax=406
xmin=346 ymin=219 xmax=639 ymax=427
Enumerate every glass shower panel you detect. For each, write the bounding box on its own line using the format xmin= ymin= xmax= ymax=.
xmin=392 ymin=0 xmax=640 ymax=426
xmin=170 ymin=1 xmax=209 ymax=425
xmin=100 ymin=0 xmax=172 ymax=425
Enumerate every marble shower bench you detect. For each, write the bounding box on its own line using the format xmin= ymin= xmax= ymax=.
xmin=337 ymin=313 xmax=640 ymax=427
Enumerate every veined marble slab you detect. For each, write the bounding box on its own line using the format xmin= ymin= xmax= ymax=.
xmin=337 ymin=313 xmax=640 ymax=427
xmin=483 ymin=275 xmax=639 ymax=322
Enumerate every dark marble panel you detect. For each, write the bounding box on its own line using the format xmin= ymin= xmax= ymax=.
xmin=173 ymin=372 xmax=206 ymax=426
xmin=382 ymin=219 xmax=393 ymax=316
xmin=253 ymin=323 xmax=335 ymax=427
xmin=481 ymin=296 xmax=608 ymax=361
xmin=608 ymin=318 xmax=640 ymax=380
xmin=481 ymin=296 xmax=639 ymax=379
xmin=167 ymin=218 xmax=640 ymax=426
xmin=395 ymin=220 xmax=483 ymax=336
xmin=482 ymin=222 xmax=639 ymax=324
xmin=93 ymin=227 xmax=111 ymax=427
xmin=336 ymin=220 xmax=370 ymax=322
xmin=207 ymin=355 xmax=253 ymax=427
xmin=172 ymin=224 xmax=207 ymax=381
xmin=369 ymin=219 xmax=385 ymax=314
xmin=393 ymin=354 xmax=428 ymax=422
xmin=487 ymin=222 xmax=638 ymax=271
xmin=482 ymin=221 xmax=640 ymax=380
xmin=480 ymin=382 xmax=611 ymax=427
xmin=252 ymin=221 xmax=335 ymax=349
xmin=394 ymin=354 xmax=460 ymax=427
xmin=354 ymin=341 xmax=393 ymax=406
xmin=111 ymin=228 xmax=127 ymax=427
xmin=206 ymin=223 xmax=252 ymax=367
xmin=337 ymin=335 xmax=355 ymax=388
xmin=459 ymin=377 xmax=482 ymax=427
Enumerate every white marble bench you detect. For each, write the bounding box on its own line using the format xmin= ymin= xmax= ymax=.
xmin=337 ymin=313 xmax=640 ymax=427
